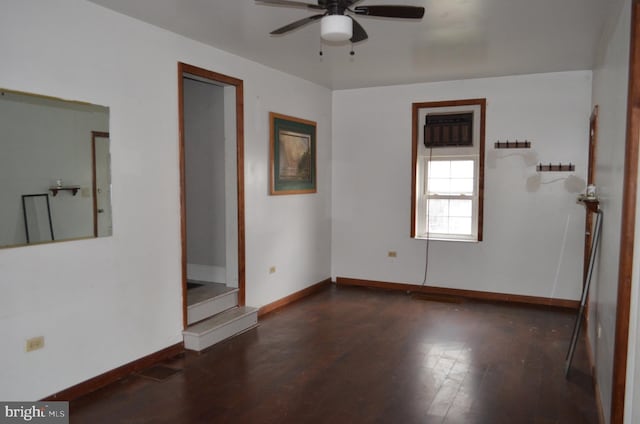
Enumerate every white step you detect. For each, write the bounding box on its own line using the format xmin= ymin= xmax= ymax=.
xmin=183 ymin=306 xmax=258 ymax=351
xmin=187 ymin=285 xmax=238 ymax=325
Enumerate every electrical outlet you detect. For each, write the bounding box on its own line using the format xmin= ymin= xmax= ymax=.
xmin=269 ymin=266 xmax=276 ymax=274
xmin=388 ymin=251 xmax=397 ymax=258
xmin=26 ymin=336 xmax=44 ymax=352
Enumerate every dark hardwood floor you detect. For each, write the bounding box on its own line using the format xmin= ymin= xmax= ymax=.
xmin=70 ymin=285 xmax=599 ymax=423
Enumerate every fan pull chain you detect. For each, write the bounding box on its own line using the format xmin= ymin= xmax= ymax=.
xmin=318 ymin=41 xmax=355 ymax=57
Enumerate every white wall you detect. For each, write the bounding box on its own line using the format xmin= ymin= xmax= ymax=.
xmin=588 ymin=1 xmax=630 ymax=422
xmin=332 ymin=71 xmax=592 ymax=301
xmin=224 ymin=86 xmax=239 ymax=288
xmin=184 ymin=78 xmax=226 ymax=281
xmin=0 ymin=0 xmax=331 ymax=400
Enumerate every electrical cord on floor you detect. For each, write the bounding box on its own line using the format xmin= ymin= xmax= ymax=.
xmin=421 ymin=145 xmax=433 ymax=287
xmin=421 ymin=234 xmax=430 ymax=286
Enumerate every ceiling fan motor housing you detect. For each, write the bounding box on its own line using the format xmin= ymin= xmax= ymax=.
xmin=321 ymin=15 xmax=352 ymax=41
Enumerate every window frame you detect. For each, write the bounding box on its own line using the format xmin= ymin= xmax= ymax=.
xmin=420 ymin=156 xmax=479 ymax=241
xmin=411 ymin=99 xmax=486 ymax=242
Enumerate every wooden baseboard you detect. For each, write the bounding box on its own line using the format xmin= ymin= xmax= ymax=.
xmin=258 ymin=278 xmax=332 ymax=318
xmin=585 ymin=330 xmax=606 ymax=424
xmin=43 ymin=342 xmax=184 ymax=401
xmin=336 ymin=277 xmax=579 ymax=310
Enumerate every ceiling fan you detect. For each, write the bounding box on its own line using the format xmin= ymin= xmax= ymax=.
xmin=256 ymin=0 xmax=425 ymax=43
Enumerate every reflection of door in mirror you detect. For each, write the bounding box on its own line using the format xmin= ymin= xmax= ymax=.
xmin=92 ymin=132 xmax=112 ymax=237
xmin=21 ymin=194 xmax=54 ymax=243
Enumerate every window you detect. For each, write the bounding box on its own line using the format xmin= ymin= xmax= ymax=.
xmin=419 ymin=157 xmax=478 ymax=240
xmin=411 ymin=99 xmax=485 ymax=242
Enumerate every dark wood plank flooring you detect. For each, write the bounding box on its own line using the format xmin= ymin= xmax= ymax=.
xmin=70 ymin=285 xmax=599 ymax=423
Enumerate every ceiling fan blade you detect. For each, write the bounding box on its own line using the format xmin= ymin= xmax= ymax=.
xmin=270 ymin=14 xmax=325 ymax=35
xmin=349 ymin=17 xmax=368 ymax=43
xmin=256 ymin=0 xmax=324 ymax=10
xmin=353 ymin=5 xmax=425 ymax=19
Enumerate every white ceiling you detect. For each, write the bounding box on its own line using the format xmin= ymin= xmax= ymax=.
xmin=87 ymin=0 xmax=612 ymax=90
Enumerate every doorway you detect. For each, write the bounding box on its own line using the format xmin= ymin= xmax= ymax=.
xmin=178 ymin=63 xmax=245 ymax=328
xmin=582 ymin=107 xmax=598 ymax=304
xmin=91 ymin=131 xmax=111 ymax=237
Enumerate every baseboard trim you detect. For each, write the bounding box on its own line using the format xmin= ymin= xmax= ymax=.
xmin=259 ymin=278 xmax=332 ymax=318
xmin=42 ymin=342 xmax=184 ymax=401
xmin=585 ymin=329 xmax=606 ymax=424
xmin=336 ymin=277 xmax=579 ymax=310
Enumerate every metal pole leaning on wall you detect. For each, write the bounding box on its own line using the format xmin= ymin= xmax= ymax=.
xmin=565 ymin=209 xmax=603 ymax=377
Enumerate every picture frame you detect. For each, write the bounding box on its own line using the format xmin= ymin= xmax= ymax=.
xmin=269 ymin=112 xmax=317 ymax=195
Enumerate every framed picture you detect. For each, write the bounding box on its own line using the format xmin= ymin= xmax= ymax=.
xmin=269 ymin=112 xmax=317 ymax=195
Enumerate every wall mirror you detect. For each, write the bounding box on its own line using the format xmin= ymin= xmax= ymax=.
xmin=0 ymin=88 xmax=111 ymax=248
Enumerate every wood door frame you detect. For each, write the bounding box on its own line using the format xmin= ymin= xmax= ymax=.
xmin=611 ymin=1 xmax=640 ymax=421
xmin=177 ymin=62 xmax=245 ymax=328
xmin=583 ymin=107 xmax=598 ymax=292
xmin=91 ymin=131 xmax=110 ymax=238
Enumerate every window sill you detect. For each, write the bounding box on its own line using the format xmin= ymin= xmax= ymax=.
xmin=414 ymin=235 xmax=479 ymax=243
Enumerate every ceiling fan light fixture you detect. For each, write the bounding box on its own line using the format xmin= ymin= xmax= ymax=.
xmin=320 ymin=15 xmax=352 ymax=42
